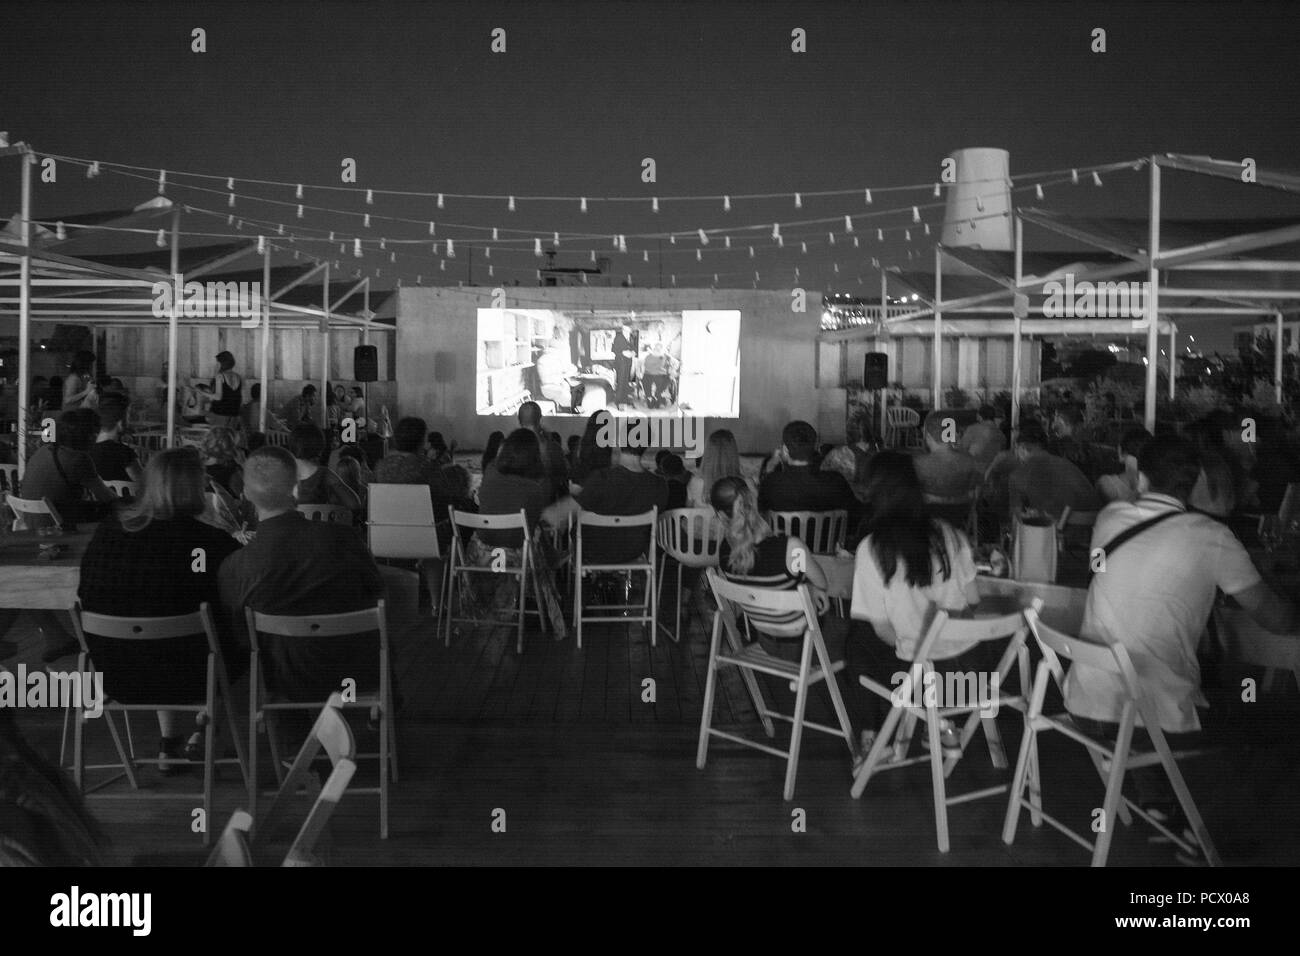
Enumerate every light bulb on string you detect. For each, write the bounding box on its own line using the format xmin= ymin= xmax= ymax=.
xmin=976 ymin=196 xmax=984 ymax=212
xmin=853 ymin=236 xmax=859 ymax=247
xmin=771 ymin=223 xmax=780 ymax=240
xmin=508 ymin=195 xmax=515 ymax=211
xmin=696 ymin=249 xmax=702 ymax=261
xmin=86 ymin=161 xmax=100 ymax=178
xmin=1071 ymin=169 xmax=1079 ymax=184
xmin=844 ymin=215 xmax=854 ymax=233
xmin=800 ymin=241 xmax=807 ymax=254
xmin=366 ymin=189 xmax=374 ymax=205
xmin=437 ymin=193 xmax=445 ymax=209
xmin=277 ymin=224 xmax=284 ymax=235
xmin=828 ymin=231 xmax=835 ymax=245
xmin=228 ymin=192 xmax=235 ymax=208
xmin=55 ymin=221 xmax=66 ymax=240
xmin=877 ymin=229 xmax=883 ymax=241
xmin=904 ymin=230 xmax=911 ymax=241
xmin=157 ymin=170 xmax=166 ymax=194
xmin=329 ymin=231 xmax=335 ymax=242
xmin=552 ymin=231 xmax=560 ymax=246
xmin=440 ymin=259 xmax=446 ymax=271
xmin=643 ymin=250 xmax=649 ymax=262
xmin=933 ymin=183 xmax=941 ymax=198
xmin=353 ymin=238 xmax=363 ymax=257
xmin=256 ymin=235 xmax=265 ymax=253
xmin=534 ymin=238 xmax=543 ymax=256
xmin=652 ymin=197 xmax=659 ymax=213
xmin=483 ymin=246 xmax=490 ymax=259
xmin=364 ymin=214 xmax=371 ymax=228
xmin=724 ymin=236 xmax=731 ymax=248
xmin=698 ymin=228 xmax=709 ymax=245
xmin=297 ymin=204 xmax=304 ymax=218
xmin=864 ymin=189 xmax=872 ymax=204
xmin=670 ymin=234 xmax=676 ymax=244
xmin=924 ymin=223 xmax=930 ymax=235
xmin=794 ymin=192 xmax=802 ymax=209
xmin=749 ymin=246 xmax=754 ymax=258
xmin=580 ymin=197 xmax=587 ymax=213
xmin=296 ymin=184 xmax=303 ymax=199
xmin=1092 ymin=171 xmax=1103 ymax=186
xmin=912 ymin=206 xmax=921 ymax=223
xmin=1035 ymin=183 xmax=1044 ymax=200
xmin=446 ymin=238 xmax=455 ymax=258
xmin=153 ymin=230 xmax=164 ymax=248
xmin=723 ymin=195 xmax=731 ymax=212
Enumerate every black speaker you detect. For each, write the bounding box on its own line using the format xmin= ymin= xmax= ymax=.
xmin=354 ymin=344 xmax=379 ymax=382
xmin=863 ymin=352 xmax=889 ymax=389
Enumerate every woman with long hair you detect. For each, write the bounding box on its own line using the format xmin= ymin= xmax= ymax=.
xmin=62 ymin=350 xmax=98 ymax=409
xmin=207 ymin=351 xmax=243 ymax=428
xmin=481 ymin=430 xmax=506 ymax=473
xmin=78 ymin=447 xmax=244 ymax=773
xmin=200 ymin=425 xmax=244 ymax=498
xmin=847 ymin=451 xmax=981 ymax=766
xmin=710 ymin=476 xmax=831 ymax=651
xmin=687 ymin=428 xmax=755 ymax=508
xmin=569 ymin=410 xmax=612 ymax=486
xmin=289 ymin=422 xmax=362 ymax=513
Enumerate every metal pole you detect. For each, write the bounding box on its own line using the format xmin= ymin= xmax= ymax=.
xmin=320 ymin=262 xmax=330 ymax=429
xmin=1012 ymin=216 xmax=1023 ymax=432
xmin=1168 ymin=324 xmax=1177 ymax=399
xmin=166 ymin=207 xmax=180 ymax=446
xmin=1144 ymin=158 xmax=1161 ymax=432
xmin=879 ymin=269 xmax=888 ymax=441
xmin=933 ymin=246 xmax=943 ymax=410
xmin=16 ymin=149 xmax=32 ymax=479
xmin=259 ymin=245 xmax=270 ymax=433
xmin=1276 ymin=311 xmax=1285 ymax=405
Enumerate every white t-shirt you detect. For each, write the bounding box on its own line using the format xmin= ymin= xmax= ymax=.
xmin=850 ymin=521 xmax=978 ymax=661
xmin=1063 ymin=493 xmax=1261 ymax=732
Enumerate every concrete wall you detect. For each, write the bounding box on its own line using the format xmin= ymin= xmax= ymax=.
xmin=395 ymin=286 xmax=825 ymax=453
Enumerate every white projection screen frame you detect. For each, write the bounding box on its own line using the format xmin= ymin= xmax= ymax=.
xmin=475 ymin=308 xmax=740 ymax=417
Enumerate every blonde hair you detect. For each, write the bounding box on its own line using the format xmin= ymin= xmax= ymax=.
xmin=119 ymin=448 xmax=208 ymax=532
xmin=699 ymin=429 xmax=743 ymax=493
xmin=711 ymin=476 xmax=771 ymax=575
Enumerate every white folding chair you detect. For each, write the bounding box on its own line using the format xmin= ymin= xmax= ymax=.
xmin=444 ymin=507 xmax=550 ymax=654
xmin=1003 ymin=602 xmax=1222 ymax=867
xmin=245 ymin=602 xmax=394 ymax=839
xmin=699 ymin=570 xmax=853 ymax=798
xmin=767 ymin=509 xmax=848 ymax=556
xmin=70 ymin=602 xmax=250 ymax=847
xmin=7 ymin=494 xmax=62 ymax=532
xmin=297 ymin=502 xmax=352 ymax=523
xmin=573 ymin=508 xmax=658 ymax=648
xmin=885 ymin=406 xmax=922 ymax=448
xmin=655 ymin=508 xmax=724 ymax=644
xmin=255 ymin=692 xmax=358 ymax=867
xmin=103 ymin=480 xmax=139 ymax=500
xmin=204 ymin=809 xmax=254 ymax=867
xmin=367 ymin=483 xmax=447 ymax=627
xmin=849 ymin=606 xmax=1031 ymax=853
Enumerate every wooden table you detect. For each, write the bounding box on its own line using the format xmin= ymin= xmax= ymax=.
xmin=0 ymin=527 xmax=94 ymax=609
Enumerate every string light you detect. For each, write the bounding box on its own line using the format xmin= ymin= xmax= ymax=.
xmin=828 ymin=231 xmax=835 ymax=245
xmin=1071 ymin=169 xmax=1079 ymax=184
xmin=363 ymin=213 xmax=370 ymax=228
xmin=864 ymin=189 xmax=872 ymax=204
xmin=297 ymin=204 xmax=304 ymax=218
xmin=508 ymin=195 xmax=516 ymax=211
xmin=912 ymin=206 xmax=921 ymax=223
xmin=933 ymin=183 xmax=941 ymax=198
xmin=87 ymin=161 xmax=100 ymax=178
xmin=795 ymin=192 xmax=802 ymax=208
xmin=534 ymin=238 xmax=543 ymax=256
xmin=296 ymin=184 xmax=303 ymax=199
xmin=725 ymin=236 xmax=731 ymax=248
xmin=353 ymin=238 xmax=363 ymax=257
xmin=698 ymin=228 xmax=708 ymax=245
xmin=844 ymin=215 xmax=854 ymax=233
xmin=256 ymin=235 xmax=265 ymax=253
xmin=1035 ymin=183 xmax=1044 ymax=200
xmin=437 ymin=193 xmax=445 ymax=209
xmin=446 ymin=238 xmax=455 ymax=258
xmin=157 ymin=169 xmax=166 ymax=194
xmin=723 ymin=195 xmax=731 ymax=212
xmin=652 ymin=197 xmax=659 ymax=213
xmin=227 ymin=192 xmax=235 ymax=207
xmin=1092 ymin=171 xmax=1103 ymax=186
xmin=580 ymin=197 xmax=587 ymax=213
xmin=428 ymin=222 xmax=436 ymax=235
xmin=366 ymin=189 xmax=374 ymax=204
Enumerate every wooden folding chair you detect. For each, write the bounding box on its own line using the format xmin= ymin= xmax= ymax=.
xmin=368 ymin=483 xmax=447 ymax=629
xmin=70 ymin=602 xmax=250 ymax=847
xmin=296 ymin=503 xmax=353 ymax=523
xmin=849 ymin=606 xmax=1031 ymax=853
xmin=573 ymin=508 xmax=658 ymax=649
xmin=6 ymin=494 xmax=62 ymax=532
xmin=1003 ymin=602 xmax=1222 ymax=867
xmin=245 ymin=602 xmax=394 ymax=839
xmin=204 ymin=809 xmax=254 ymax=867
xmin=655 ymin=507 xmax=724 ymax=644
xmin=767 ymin=510 xmax=848 ymax=555
xmin=699 ymin=569 xmax=854 ymax=799
xmin=255 ymin=692 xmax=358 ymax=866
xmin=444 ymin=507 xmax=550 ymax=654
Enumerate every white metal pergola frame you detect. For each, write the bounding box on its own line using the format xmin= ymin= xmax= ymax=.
xmin=2 ymin=144 xmax=389 ymax=478
xmin=823 ymin=153 xmax=1300 ymax=432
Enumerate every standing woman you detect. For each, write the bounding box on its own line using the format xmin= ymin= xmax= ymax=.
xmin=207 ymin=350 xmax=243 ymax=428
xmin=62 ymin=351 xmax=98 ymax=410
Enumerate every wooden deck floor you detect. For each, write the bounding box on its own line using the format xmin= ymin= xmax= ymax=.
xmin=4 ymin=598 xmax=1299 ymax=866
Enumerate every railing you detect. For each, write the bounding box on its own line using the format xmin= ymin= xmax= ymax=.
xmin=819 ymin=304 xmax=920 ymax=332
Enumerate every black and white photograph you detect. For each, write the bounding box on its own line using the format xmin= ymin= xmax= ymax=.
xmin=1 ymin=0 xmax=1297 ymax=931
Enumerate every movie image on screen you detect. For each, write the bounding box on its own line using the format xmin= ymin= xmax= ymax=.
xmin=475 ymin=308 xmax=740 ymax=417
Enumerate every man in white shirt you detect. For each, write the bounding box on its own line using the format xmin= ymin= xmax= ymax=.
xmin=1064 ymin=434 xmax=1294 ymax=841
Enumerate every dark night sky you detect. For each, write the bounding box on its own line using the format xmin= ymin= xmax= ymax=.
xmin=3 ymin=0 xmax=1300 ymax=346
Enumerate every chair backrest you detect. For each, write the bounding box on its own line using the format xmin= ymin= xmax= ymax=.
xmin=7 ymin=494 xmax=63 ymax=531
xmin=1279 ymin=482 xmax=1300 ymax=525
xmin=707 ymin=567 xmax=817 ymax=642
xmin=1022 ymin=602 xmax=1140 ymax=698
xmin=103 ymin=480 xmax=139 ymax=500
xmin=576 ymin=507 xmax=659 ymax=565
xmin=204 ymin=810 xmax=254 ymax=867
xmin=448 ymin=506 xmax=530 ymax=556
xmin=247 ymin=601 xmax=386 ymax=641
xmin=297 ymin=502 xmax=352 ymax=523
xmin=260 ymin=693 xmax=359 ymax=867
xmin=768 ymin=510 xmax=848 ymax=555
xmin=1056 ymin=506 xmax=1098 ymax=531
xmin=888 ymin=406 xmax=921 ymax=427
xmin=367 ymin=483 xmax=440 ymax=559
xmin=0 ymin=463 xmax=18 ymax=496
xmin=911 ymin=607 xmax=1028 ymax=666
xmin=265 ymin=430 xmax=291 ymax=448
xmin=657 ymin=507 xmax=724 ymax=564
xmin=76 ymin=604 xmax=219 ymax=643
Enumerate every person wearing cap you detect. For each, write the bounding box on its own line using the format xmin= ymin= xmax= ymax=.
xmin=208 ymin=350 xmax=243 ymax=428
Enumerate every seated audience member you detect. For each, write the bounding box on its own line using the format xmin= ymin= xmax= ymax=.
xmin=333 ymin=444 xmax=373 ymax=503
xmin=1184 ymin=420 xmax=1244 ymax=519
xmin=1251 ymin=416 xmax=1300 ymax=515
xmin=282 ymin=384 xmax=317 ymax=427
xmin=88 ymin=395 xmax=142 ymax=484
xmin=914 ymin=413 xmax=985 ymax=502
xmin=958 ymin=405 xmax=1006 ymax=471
xmin=481 ymin=430 xmax=506 ymax=473
xmin=759 ymin=420 xmax=864 ymax=538
xmin=218 ymin=446 xmax=384 ymax=702
xmin=78 ymin=448 xmax=243 ymax=772
xmin=847 ymin=451 xmax=981 ymax=766
xmin=687 ymin=428 xmax=756 ymax=508
xmin=201 ymin=426 xmax=244 ymax=498
xmin=182 ymin=382 xmax=213 ymax=425
xmin=518 ymin=400 xmax=567 ymax=499
xmin=19 ymin=408 xmax=115 ymax=525
xmin=1064 ymin=435 xmax=1295 ymax=847
xmin=543 ymin=437 xmax=669 ymax=564
xmin=290 ymin=422 xmax=361 ymax=512
xmin=472 ymin=429 xmax=566 ymax=634
xmin=240 ymin=382 xmax=264 ymax=436
xmin=373 ymin=416 xmax=468 ymax=544
xmin=1006 ymin=421 xmax=1100 ymax=520
xmin=820 ymin=429 xmax=879 ymax=487
xmin=1050 ymin=406 xmax=1106 ymax=483
xmin=568 ymin=410 xmax=610 ymax=486
xmin=1096 ymin=426 xmax=1152 ymax=504
xmin=711 ymin=476 xmax=833 ymax=653
xmin=427 ymin=431 xmax=453 ymax=467
xmin=659 ymin=453 xmax=690 ymax=511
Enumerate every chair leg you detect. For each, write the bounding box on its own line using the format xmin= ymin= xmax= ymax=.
xmin=60 ymin=701 xmax=71 ymax=768
xmin=925 ymin=693 xmax=951 ymax=853
xmin=515 ymin=571 xmax=526 ymax=657
xmin=73 ymin=699 xmax=86 ymax=792
xmin=203 ymin=710 xmax=216 ymax=847
xmin=389 ymin=713 xmax=400 ymax=783
xmin=1093 ymin=722 xmax=1134 ymax=867
xmin=696 ymin=613 xmax=723 ymax=770
xmin=267 ymin=712 xmax=286 ymax=786
xmin=574 ymin=570 xmax=583 ymax=650
xmin=102 ymin=710 xmax=138 ymax=790
xmin=814 ymin=634 xmax=854 ymax=753
xmin=1086 ymin=747 xmax=1132 ymax=826
xmin=443 ymin=561 xmax=457 ymax=647
xmin=648 ymin=566 xmax=657 ymax=648
xmin=1152 ymin=731 xmax=1222 ymax=866
xmin=380 ymin=705 xmax=390 ymax=839
xmin=851 ymin=690 xmax=908 ymax=798
xmin=783 ymin=637 xmax=816 ymax=801
xmin=1002 ymin=725 xmax=1036 ymax=846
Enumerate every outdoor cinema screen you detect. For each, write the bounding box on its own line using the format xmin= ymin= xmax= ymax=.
xmin=475 ymin=308 xmax=740 ymax=417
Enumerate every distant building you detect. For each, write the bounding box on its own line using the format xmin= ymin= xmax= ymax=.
xmin=539 ymin=250 xmax=619 ymax=287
